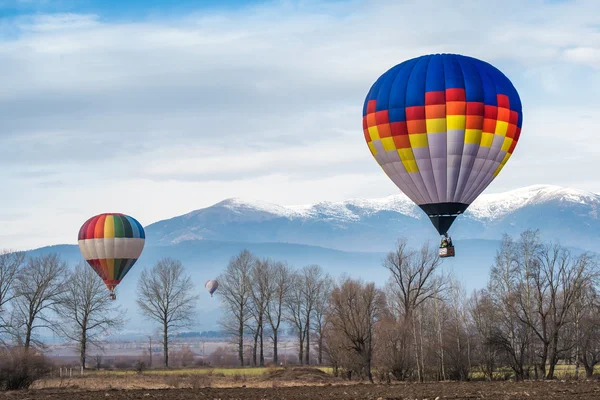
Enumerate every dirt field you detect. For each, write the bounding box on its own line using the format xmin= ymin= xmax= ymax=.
xmin=3 ymin=381 xmax=600 ymax=400
xmin=3 ymin=368 xmax=600 ymax=399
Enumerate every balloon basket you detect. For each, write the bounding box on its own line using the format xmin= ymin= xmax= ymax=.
xmin=439 ymin=246 xmax=455 ymax=258
xmin=109 ymin=291 xmax=116 ymax=301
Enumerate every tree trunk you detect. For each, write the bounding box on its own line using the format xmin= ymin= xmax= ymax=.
xmin=318 ymin=333 xmax=323 ymax=365
xmin=410 ymin=313 xmax=422 ymax=382
xmin=272 ymin=330 xmax=278 ymax=365
xmin=259 ymin=324 xmax=264 ymax=367
xmin=584 ymin=363 xmax=595 ymax=379
xmin=163 ymin=323 xmax=169 ymax=368
xmin=539 ymin=342 xmax=549 ymax=379
xmin=297 ymin=330 xmax=304 ymax=365
xmin=304 ymin=323 xmax=310 ymax=365
xmin=367 ymin=354 xmax=374 ymax=383
xmin=238 ymin=320 xmax=244 ymax=366
xmin=252 ymin=328 xmax=259 ymax=366
xmin=25 ymin=321 xmax=33 ymax=350
xmin=80 ymin=330 xmax=87 ymax=369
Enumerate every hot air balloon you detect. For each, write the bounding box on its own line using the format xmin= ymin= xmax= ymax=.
xmin=205 ymin=280 xmax=218 ymax=297
xmin=363 ymin=54 xmax=522 ymax=257
xmin=78 ymin=213 xmax=145 ymax=300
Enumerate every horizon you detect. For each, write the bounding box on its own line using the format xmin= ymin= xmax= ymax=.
xmin=9 ymin=182 xmax=599 ymax=252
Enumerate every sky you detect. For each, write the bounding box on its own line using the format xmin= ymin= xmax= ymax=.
xmin=1 ymin=0 xmax=599 ymax=250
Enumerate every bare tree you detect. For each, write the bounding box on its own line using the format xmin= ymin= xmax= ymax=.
xmin=0 ymin=250 xmax=25 ymax=338
xmin=136 ymin=258 xmax=198 ymax=367
xmin=470 ymin=289 xmax=499 ymax=381
xmin=12 ymin=253 xmax=68 ymax=349
xmin=327 ymin=278 xmax=386 ymax=383
xmin=383 ymin=239 xmax=444 ymax=381
xmin=313 ymin=273 xmax=333 ymax=365
xmin=488 ymin=234 xmax=530 ymax=381
xmin=0 ymin=250 xmax=25 ymax=312
xmin=514 ymin=239 xmax=597 ymax=379
xmin=576 ymin=288 xmax=600 ymax=378
xmin=300 ymin=264 xmax=325 ymax=365
xmin=249 ymin=258 xmax=271 ymax=366
xmin=56 ymin=263 xmax=125 ymax=368
xmin=216 ymin=250 xmax=254 ymax=366
xmin=285 ymin=271 xmax=306 ymax=364
xmin=265 ymin=261 xmax=292 ymax=365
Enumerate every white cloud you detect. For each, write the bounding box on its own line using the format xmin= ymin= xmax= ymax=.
xmin=1 ymin=0 xmax=600 ymax=249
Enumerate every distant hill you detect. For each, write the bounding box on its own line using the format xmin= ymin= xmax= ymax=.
xmin=145 ymin=185 xmax=600 ymax=252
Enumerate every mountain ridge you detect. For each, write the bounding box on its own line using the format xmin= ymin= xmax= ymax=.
xmin=144 ymin=184 xmax=600 ymax=252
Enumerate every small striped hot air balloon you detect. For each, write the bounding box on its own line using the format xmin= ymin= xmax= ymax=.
xmin=205 ymin=280 xmax=218 ymax=297
xmin=78 ymin=213 xmax=145 ymax=300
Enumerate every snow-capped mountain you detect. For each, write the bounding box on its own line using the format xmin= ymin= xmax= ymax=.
xmin=145 ymin=185 xmax=600 ymax=252
xmin=27 ymin=184 xmax=599 ymax=333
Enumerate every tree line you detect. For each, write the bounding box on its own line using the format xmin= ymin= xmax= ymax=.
xmin=216 ymin=230 xmax=600 ymax=383
xmin=2 ymin=227 xmax=599 ymax=383
xmin=0 ymin=253 xmax=199 ymax=370
xmin=216 ymin=250 xmax=333 ymax=367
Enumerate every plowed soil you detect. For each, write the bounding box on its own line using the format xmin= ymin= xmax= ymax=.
xmin=4 ymin=380 xmax=600 ymax=400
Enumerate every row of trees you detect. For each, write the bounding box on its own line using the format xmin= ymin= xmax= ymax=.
xmin=0 ymin=252 xmax=123 ymax=367
xmin=217 ymin=250 xmax=333 ymax=367
xmin=3 ymin=227 xmax=598 ymax=381
xmin=322 ymin=230 xmax=600 ymax=382
xmin=216 ymin=229 xmax=600 ymax=383
xmin=0 ymin=252 xmax=199 ymax=369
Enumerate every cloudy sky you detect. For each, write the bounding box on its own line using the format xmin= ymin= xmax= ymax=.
xmin=1 ymin=0 xmax=599 ymax=250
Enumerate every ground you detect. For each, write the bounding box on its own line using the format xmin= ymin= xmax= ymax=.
xmin=3 ymin=368 xmax=600 ymax=399
xmin=4 ymin=381 xmax=600 ymax=400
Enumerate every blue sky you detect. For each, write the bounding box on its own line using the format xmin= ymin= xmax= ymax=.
xmin=0 ymin=0 xmax=599 ymax=249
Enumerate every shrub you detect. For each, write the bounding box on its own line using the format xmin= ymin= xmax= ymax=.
xmin=164 ymin=375 xmax=183 ymax=388
xmin=0 ymin=347 xmax=53 ymax=391
xmin=134 ymin=360 xmax=146 ymax=374
xmin=232 ymin=372 xmax=247 ymax=382
xmin=188 ymin=374 xmax=212 ymax=389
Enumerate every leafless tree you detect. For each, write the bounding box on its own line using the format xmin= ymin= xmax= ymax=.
xmin=327 ymin=278 xmax=386 ymax=383
xmin=300 ymin=264 xmax=325 ymax=365
xmin=575 ymin=288 xmax=600 ymax=378
xmin=136 ymin=258 xmax=198 ymax=368
xmin=265 ymin=261 xmax=292 ymax=365
xmin=470 ymin=289 xmax=499 ymax=380
xmin=513 ymin=239 xmax=597 ymax=379
xmin=313 ymin=274 xmax=333 ymax=364
xmin=283 ymin=264 xmax=326 ymax=365
xmin=0 ymin=250 xmax=25 ymax=312
xmin=285 ymin=271 xmax=306 ymax=364
xmin=0 ymin=250 xmax=25 ymax=338
xmin=216 ymin=250 xmax=254 ymax=366
xmin=12 ymin=253 xmax=68 ymax=349
xmin=56 ymin=262 xmax=125 ymax=368
xmin=249 ymin=257 xmax=271 ymax=366
xmin=488 ymin=234 xmax=530 ymax=381
xmin=383 ymin=239 xmax=444 ymax=381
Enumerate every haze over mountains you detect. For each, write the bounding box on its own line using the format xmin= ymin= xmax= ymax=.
xmin=28 ymin=184 xmax=600 ymax=335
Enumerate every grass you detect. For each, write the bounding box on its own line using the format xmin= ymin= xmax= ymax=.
xmin=84 ymin=367 xmax=279 ymax=376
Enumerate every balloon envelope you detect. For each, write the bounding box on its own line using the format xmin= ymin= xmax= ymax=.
xmin=205 ymin=280 xmax=218 ymax=295
xmin=78 ymin=213 xmax=145 ymax=292
xmin=363 ymin=53 xmax=523 ymax=235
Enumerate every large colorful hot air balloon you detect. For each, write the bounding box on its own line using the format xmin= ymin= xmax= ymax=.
xmin=363 ymin=54 xmax=522 ymax=257
xmin=205 ymin=280 xmax=218 ymax=297
xmin=78 ymin=213 xmax=145 ymax=299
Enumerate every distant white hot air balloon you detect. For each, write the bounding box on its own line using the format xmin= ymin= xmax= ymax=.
xmin=205 ymin=280 xmax=218 ymax=297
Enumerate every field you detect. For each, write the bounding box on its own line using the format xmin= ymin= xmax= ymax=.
xmin=1 ymin=367 xmax=598 ymax=399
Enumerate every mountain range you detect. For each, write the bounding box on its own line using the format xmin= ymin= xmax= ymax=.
xmin=26 ymin=184 xmax=600 ymax=336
